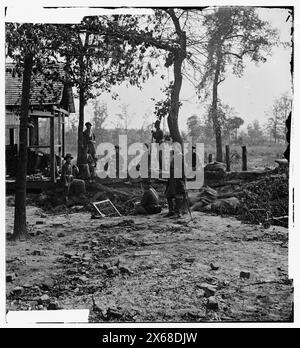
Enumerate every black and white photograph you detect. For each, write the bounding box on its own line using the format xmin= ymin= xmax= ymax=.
xmin=1 ymin=0 xmax=299 ymax=329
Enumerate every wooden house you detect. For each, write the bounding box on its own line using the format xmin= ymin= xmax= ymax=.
xmin=5 ymin=62 xmax=75 ymax=185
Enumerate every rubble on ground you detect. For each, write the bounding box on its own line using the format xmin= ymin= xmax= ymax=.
xmin=9 ymin=163 xmax=288 ymax=228
xmin=189 ymin=165 xmax=288 ymax=227
xmin=236 ymin=167 xmax=288 ymax=227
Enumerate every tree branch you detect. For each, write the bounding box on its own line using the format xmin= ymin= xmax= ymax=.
xmin=217 ymin=77 xmax=225 ymax=85
xmin=224 ymin=51 xmax=243 ymax=59
xmin=165 ymin=8 xmax=182 ymax=36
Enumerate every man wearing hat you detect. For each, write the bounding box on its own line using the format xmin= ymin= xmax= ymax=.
xmin=61 ymin=154 xmax=86 ymax=198
xmin=151 ymin=120 xmax=164 ymax=144
xmin=134 ymin=180 xmax=162 ymax=215
xmin=83 ymin=122 xmax=96 ymax=162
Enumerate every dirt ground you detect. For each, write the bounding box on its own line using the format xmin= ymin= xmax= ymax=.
xmin=5 ymin=198 xmax=293 ymax=323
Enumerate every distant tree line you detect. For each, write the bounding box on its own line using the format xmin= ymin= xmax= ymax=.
xmin=186 ymin=92 xmax=291 ymax=148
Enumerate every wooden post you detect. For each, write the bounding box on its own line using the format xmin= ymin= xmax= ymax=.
xmin=32 ymin=117 xmax=39 ymax=146
xmin=62 ymin=114 xmax=65 ymax=158
xmin=242 ymin=146 xmax=247 ymax=171
xmin=115 ymin=146 xmax=120 ymax=178
xmin=208 ymin=154 xmax=213 ymax=163
xmin=57 ymin=111 xmax=62 ymax=171
xmin=50 ymin=115 xmax=56 ymax=182
xmin=28 ymin=117 xmax=39 ymax=146
xmin=225 ymin=145 xmax=230 ymax=172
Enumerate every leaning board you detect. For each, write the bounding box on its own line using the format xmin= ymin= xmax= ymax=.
xmin=92 ymin=199 xmax=122 ymax=218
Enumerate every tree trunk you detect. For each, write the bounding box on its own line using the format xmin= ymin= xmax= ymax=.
xmin=211 ymin=57 xmax=223 ymax=162
xmin=168 ymin=53 xmax=184 ymax=145
xmin=77 ymin=85 xmax=86 ymax=165
xmin=166 ymin=10 xmax=186 ymax=147
xmin=12 ymin=53 xmax=33 ymax=240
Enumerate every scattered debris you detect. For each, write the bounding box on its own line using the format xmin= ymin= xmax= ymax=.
xmin=40 ymin=278 xmax=55 ymax=290
xmin=6 ymin=273 xmax=17 ymax=282
xmin=185 ymin=257 xmax=196 ymax=263
xmin=207 ymin=297 xmax=219 ymax=310
xmin=198 ymin=283 xmax=218 ymax=298
xmin=106 ymin=267 xmax=119 ymax=277
xmin=119 ymin=266 xmax=132 ymax=276
xmin=11 ymin=287 xmax=24 ymax=296
xmin=210 ymin=263 xmax=220 ymax=271
xmin=78 ymin=276 xmax=89 ymax=283
xmin=35 ymin=220 xmax=44 ymax=225
xmin=31 ymin=250 xmax=43 ymax=256
xmin=237 ymin=170 xmax=288 ymax=227
xmin=133 ymin=250 xmax=159 ymax=257
xmin=47 ymin=300 xmax=60 ymax=310
xmin=39 ymin=294 xmax=50 ymax=304
xmin=64 ymin=252 xmax=74 ymax=259
xmin=240 ymin=271 xmax=251 ymax=279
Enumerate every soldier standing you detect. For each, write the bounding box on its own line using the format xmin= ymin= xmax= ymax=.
xmin=151 ymin=120 xmax=164 ymax=144
xmin=83 ymin=122 xmax=96 ymax=162
xmin=164 ymin=149 xmax=186 ymax=218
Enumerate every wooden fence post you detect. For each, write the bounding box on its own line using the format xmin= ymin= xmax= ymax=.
xmin=242 ymin=145 xmax=247 ymax=171
xmin=208 ymin=154 xmax=213 ymax=163
xmin=50 ymin=115 xmax=56 ymax=182
xmin=226 ymin=145 xmax=230 ymax=172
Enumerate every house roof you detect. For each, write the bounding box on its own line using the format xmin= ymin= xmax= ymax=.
xmin=5 ymin=62 xmax=75 ymax=113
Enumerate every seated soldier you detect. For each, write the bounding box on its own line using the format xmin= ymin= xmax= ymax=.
xmin=134 ymin=180 xmax=162 ymax=215
xmin=61 ymin=153 xmax=86 ymax=197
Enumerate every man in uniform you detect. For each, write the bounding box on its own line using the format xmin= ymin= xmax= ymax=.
xmin=83 ymin=122 xmax=96 ymax=162
xmin=151 ymin=120 xmax=164 ymax=144
xmin=164 ymin=148 xmax=186 ymax=218
xmin=134 ymin=180 xmax=162 ymax=215
xmin=61 ymin=153 xmax=86 ymax=198
xmin=151 ymin=120 xmax=164 ymax=174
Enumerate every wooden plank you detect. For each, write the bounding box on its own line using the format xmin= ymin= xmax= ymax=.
xmin=52 ymin=105 xmax=70 ymax=116
xmin=50 ymin=116 xmax=56 ymax=183
xmin=28 ymin=110 xmax=53 ymax=117
xmin=62 ymin=113 xmax=65 ymax=157
xmin=57 ymin=111 xmax=62 ymax=171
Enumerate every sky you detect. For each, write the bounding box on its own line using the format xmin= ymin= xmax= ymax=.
xmin=78 ymin=7 xmax=293 ymax=133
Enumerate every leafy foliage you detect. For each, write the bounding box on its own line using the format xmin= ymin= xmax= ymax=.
xmin=198 ymin=7 xmax=279 ymax=97
xmin=266 ymin=92 xmax=292 ymax=143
